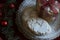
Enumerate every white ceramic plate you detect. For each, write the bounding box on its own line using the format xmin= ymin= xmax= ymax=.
xmin=16 ymin=0 xmax=60 ymax=40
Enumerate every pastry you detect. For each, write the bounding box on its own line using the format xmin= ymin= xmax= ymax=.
xmin=22 ymin=7 xmax=52 ymax=36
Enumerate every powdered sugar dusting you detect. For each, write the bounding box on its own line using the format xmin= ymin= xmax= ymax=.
xmin=27 ymin=18 xmax=52 ymax=35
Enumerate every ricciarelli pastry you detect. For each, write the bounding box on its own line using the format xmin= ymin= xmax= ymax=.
xmin=21 ymin=7 xmax=52 ymax=36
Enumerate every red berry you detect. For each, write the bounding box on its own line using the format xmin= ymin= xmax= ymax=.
xmin=9 ymin=3 xmax=15 ymax=9
xmin=1 ymin=20 xmax=8 ymax=26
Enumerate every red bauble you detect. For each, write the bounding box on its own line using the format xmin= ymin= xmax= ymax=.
xmin=9 ymin=3 xmax=15 ymax=9
xmin=1 ymin=20 xmax=8 ymax=26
